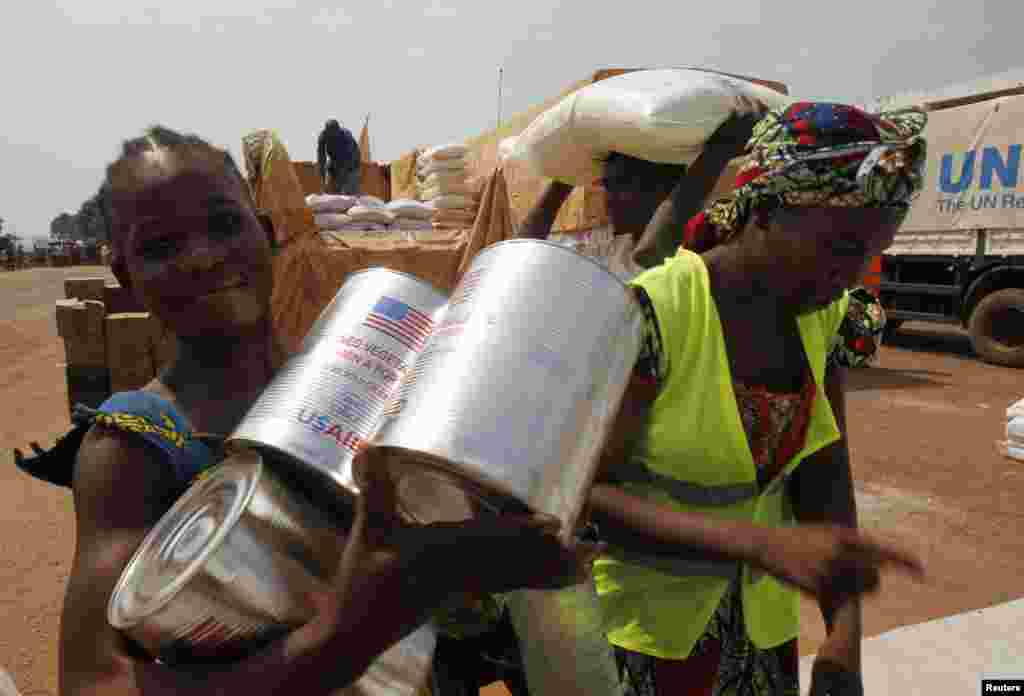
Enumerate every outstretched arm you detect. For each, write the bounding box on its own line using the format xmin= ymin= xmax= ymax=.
xmin=517 ymin=181 xmax=574 ymax=240
xmin=588 ymin=369 xmax=922 ymax=598
xmin=633 ymin=103 xmax=765 ymax=268
xmin=632 ymin=148 xmax=737 ymax=268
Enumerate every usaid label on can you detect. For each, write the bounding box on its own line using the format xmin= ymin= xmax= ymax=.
xmin=371 ymin=240 xmax=643 ymax=532
xmin=228 ymin=269 xmax=448 ymax=499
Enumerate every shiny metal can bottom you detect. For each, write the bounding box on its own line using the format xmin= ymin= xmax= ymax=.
xmin=367 ymin=447 xmax=533 ymax=524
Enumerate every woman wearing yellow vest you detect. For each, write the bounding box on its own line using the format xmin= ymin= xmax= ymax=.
xmin=587 ymin=102 xmax=929 ymax=696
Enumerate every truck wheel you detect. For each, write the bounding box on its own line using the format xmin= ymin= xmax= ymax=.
xmin=968 ymin=288 xmax=1024 ymax=368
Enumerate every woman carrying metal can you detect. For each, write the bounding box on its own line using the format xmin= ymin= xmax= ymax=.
xmin=14 ymin=125 xmax=599 ymax=696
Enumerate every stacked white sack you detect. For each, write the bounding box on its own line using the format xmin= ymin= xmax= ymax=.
xmin=1000 ymin=397 xmax=1024 ymax=462
xmin=310 ymin=195 xmax=397 ymax=234
xmin=416 ymin=144 xmax=479 ymax=229
xmin=385 ymin=199 xmax=435 ymax=231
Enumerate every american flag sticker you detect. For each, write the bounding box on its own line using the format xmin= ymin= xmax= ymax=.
xmin=449 ymin=269 xmax=484 ymax=307
xmin=363 ymin=296 xmax=433 ymax=351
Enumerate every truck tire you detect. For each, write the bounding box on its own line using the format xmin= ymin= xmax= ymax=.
xmin=968 ymin=288 xmax=1024 ymax=368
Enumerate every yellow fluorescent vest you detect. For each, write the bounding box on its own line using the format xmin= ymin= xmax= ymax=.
xmin=593 ymin=250 xmax=849 ymax=660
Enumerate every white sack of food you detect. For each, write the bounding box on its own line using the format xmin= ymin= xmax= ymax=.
xmin=1009 ymin=416 xmax=1024 ymax=446
xmin=417 ymin=157 xmax=467 ymax=178
xmin=386 ymin=199 xmax=436 ymax=220
xmin=415 ymin=167 xmax=468 ymax=187
xmin=1007 ymin=398 xmax=1024 ymax=421
xmin=347 ymin=206 xmax=397 ymax=225
xmin=356 ymin=195 xmax=387 ymax=209
xmin=314 ymin=213 xmax=353 ymax=230
xmin=422 ymin=143 xmax=469 ymax=161
xmin=498 ymin=136 xmax=519 ymax=164
xmin=511 ymin=68 xmax=793 ymax=185
xmin=306 ymin=194 xmax=359 ymax=214
xmin=418 ymin=180 xmax=475 ymax=200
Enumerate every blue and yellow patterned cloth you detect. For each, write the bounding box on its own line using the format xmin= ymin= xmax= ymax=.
xmin=14 ymin=390 xmax=220 ymax=491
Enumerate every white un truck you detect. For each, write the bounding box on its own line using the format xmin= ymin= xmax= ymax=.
xmin=881 ymin=90 xmax=1024 ymax=368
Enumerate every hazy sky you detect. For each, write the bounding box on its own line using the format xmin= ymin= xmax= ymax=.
xmin=2 ymin=0 xmax=1020 ymax=242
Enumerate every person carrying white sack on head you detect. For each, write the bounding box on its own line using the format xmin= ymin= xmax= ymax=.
xmin=517 ymin=97 xmax=768 ymax=281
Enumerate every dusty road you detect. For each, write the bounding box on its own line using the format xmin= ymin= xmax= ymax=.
xmin=1 ymin=266 xmax=1021 ymax=695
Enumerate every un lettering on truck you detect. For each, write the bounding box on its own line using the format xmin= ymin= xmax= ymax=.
xmin=898 ymin=96 xmax=1024 ymax=245
xmin=882 ymin=93 xmax=1024 ymax=368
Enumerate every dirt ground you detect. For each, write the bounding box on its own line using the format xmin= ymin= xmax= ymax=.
xmin=1 ymin=266 xmax=1022 ymax=696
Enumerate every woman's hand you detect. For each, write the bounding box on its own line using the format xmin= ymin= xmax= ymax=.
xmin=335 ymin=449 xmax=605 ymax=606
xmin=703 ymin=96 xmax=769 ymax=161
xmin=752 ymin=523 xmax=924 ymax=599
xmin=809 ymin=658 xmax=864 ymax=696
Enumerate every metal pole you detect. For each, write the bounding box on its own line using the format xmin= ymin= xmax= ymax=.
xmin=497 ymin=67 xmax=504 ymax=130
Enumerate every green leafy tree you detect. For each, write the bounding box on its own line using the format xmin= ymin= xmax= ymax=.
xmin=50 ymin=212 xmax=78 ymax=241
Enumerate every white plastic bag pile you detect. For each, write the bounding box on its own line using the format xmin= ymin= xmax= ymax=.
xmin=308 ymin=195 xmax=396 ymax=234
xmin=1001 ymin=397 xmax=1024 ymax=462
xmin=385 ymin=199 xmax=436 ymax=232
xmin=416 ymin=144 xmax=479 ymax=229
xmin=510 ymin=68 xmax=794 ymax=186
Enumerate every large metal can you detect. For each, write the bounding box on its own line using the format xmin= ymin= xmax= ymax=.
xmin=107 ymin=450 xmax=436 ymax=694
xmin=228 ymin=268 xmax=448 ymax=513
xmin=368 ymin=239 xmax=644 ymax=536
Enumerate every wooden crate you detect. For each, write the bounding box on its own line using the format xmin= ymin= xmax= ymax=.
xmin=103 ymin=283 xmax=144 ymax=314
xmin=65 ymin=277 xmax=107 ymax=303
xmin=106 ymin=313 xmax=157 ymax=393
xmin=56 ymin=300 xmax=107 ymax=368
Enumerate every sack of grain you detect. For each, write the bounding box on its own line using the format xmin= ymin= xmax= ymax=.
xmin=357 ymin=195 xmax=388 ymax=209
xmin=422 ymin=143 xmax=469 ymax=161
xmin=386 ymin=199 xmax=436 ymax=221
xmin=347 ymin=206 xmax=397 ymax=226
xmin=498 ymin=136 xmax=519 ymax=164
xmin=511 ymin=68 xmax=792 ymax=185
xmin=306 ymin=194 xmax=359 ymax=214
xmin=417 ymin=160 xmax=468 ymax=181
xmin=1008 ymin=398 xmax=1024 ymax=421
xmin=418 ymin=172 xmax=475 ymax=198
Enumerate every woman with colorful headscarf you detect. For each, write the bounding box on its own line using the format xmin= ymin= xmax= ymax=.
xmin=585 ymin=102 xmax=929 ymax=696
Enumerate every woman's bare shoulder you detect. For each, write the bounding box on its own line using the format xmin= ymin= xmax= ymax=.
xmin=73 ymin=420 xmax=180 ymax=533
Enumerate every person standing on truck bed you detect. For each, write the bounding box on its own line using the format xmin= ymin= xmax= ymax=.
xmin=318 ymin=119 xmax=361 ymax=195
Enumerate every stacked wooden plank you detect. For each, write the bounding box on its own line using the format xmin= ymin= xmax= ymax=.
xmin=56 ymin=277 xmax=175 ymax=414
